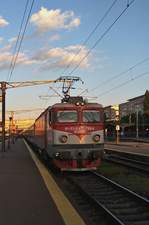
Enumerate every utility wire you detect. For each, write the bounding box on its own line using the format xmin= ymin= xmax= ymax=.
xmin=7 ymin=0 xmax=35 ymax=81
xmin=7 ymin=0 xmax=30 ymax=81
xmin=68 ymin=0 xmax=136 ymax=76
xmin=96 ymin=70 xmax=149 ymax=99
xmin=61 ymin=0 xmax=118 ymax=75
xmin=41 ymin=87 xmax=57 ymax=109
xmin=81 ymin=56 xmax=149 ymax=96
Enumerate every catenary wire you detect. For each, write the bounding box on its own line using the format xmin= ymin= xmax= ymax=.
xmin=7 ymin=0 xmax=35 ymax=82
xmin=61 ymin=0 xmax=118 ymax=75
xmin=68 ymin=0 xmax=136 ymax=76
xmin=80 ymin=56 xmax=149 ymax=96
xmin=96 ymin=70 xmax=149 ymax=99
xmin=7 ymin=0 xmax=30 ymax=81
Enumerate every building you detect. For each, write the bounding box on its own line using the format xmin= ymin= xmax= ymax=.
xmin=119 ymin=95 xmax=144 ymax=119
xmin=104 ymin=105 xmax=119 ymax=121
xmin=104 ymin=94 xmax=147 ymax=138
xmin=104 ymin=105 xmax=119 ymax=138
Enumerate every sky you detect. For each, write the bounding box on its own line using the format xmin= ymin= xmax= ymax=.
xmin=0 ymin=0 xmax=149 ymax=120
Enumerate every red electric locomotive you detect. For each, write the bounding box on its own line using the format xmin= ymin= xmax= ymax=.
xmin=25 ymin=96 xmax=104 ymax=171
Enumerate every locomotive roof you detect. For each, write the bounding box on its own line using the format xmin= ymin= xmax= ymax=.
xmin=51 ymin=102 xmax=103 ymax=108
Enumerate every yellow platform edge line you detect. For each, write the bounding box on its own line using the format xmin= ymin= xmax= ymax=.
xmin=23 ymin=139 xmax=86 ymax=225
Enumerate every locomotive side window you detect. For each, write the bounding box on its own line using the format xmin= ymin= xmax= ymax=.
xmin=83 ymin=110 xmax=100 ymax=122
xmin=56 ymin=110 xmax=78 ymax=122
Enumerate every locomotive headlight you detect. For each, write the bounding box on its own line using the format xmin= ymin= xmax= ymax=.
xmin=93 ymin=134 xmax=100 ymax=142
xmin=59 ymin=135 xmax=68 ymax=143
xmin=55 ymin=152 xmax=60 ymax=157
xmin=75 ymin=102 xmax=80 ymax=106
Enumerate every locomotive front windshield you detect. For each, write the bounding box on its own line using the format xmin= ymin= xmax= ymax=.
xmin=83 ymin=110 xmax=100 ymax=122
xmin=56 ymin=110 xmax=78 ymax=122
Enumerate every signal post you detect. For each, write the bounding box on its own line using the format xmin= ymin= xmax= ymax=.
xmin=115 ymin=109 xmax=120 ymax=144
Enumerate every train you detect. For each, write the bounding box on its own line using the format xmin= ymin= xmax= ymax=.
xmin=24 ymin=96 xmax=104 ymax=171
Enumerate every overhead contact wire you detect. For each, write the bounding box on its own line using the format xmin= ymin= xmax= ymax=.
xmin=97 ymin=70 xmax=149 ymax=98
xmin=68 ymin=0 xmax=136 ymax=76
xmin=8 ymin=0 xmax=35 ymax=81
xmin=61 ymin=0 xmax=118 ymax=75
xmin=7 ymin=0 xmax=30 ymax=81
xmin=81 ymin=56 xmax=149 ymax=96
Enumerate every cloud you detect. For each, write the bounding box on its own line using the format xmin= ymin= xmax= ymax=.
xmin=30 ymin=7 xmax=80 ymax=33
xmin=0 ymin=37 xmax=18 ymax=53
xmin=49 ymin=34 xmax=60 ymax=42
xmin=0 ymin=48 xmax=35 ymax=71
xmin=0 ymin=40 xmax=90 ymax=72
xmin=0 ymin=16 xmax=9 ymax=27
xmin=8 ymin=37 xmax=17 ymax=44
xmin=0 ymin=35 xmax=37 ymax=71
xmin=0 ymin=37 xmax=4 ymax=43
xmin=65 ymin=18 xmax=80 ymax=29
xmin=31 ymin=45 xmax=89 ymax=71
xmin=0 ymin=52 xmax=11 ymax=70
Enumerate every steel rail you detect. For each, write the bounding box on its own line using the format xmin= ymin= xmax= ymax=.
xmin=104 ymin=148 xmax=149 ymax=174
xmin=67 ymin=171 xmax=149 ymax=225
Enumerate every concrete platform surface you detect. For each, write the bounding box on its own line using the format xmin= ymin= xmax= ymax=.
xmin=105 ymin=141 xmax=149 ymax=156
xmin=0 ymin=139 xmax=65 ymax=225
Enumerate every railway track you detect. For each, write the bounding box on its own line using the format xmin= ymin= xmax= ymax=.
xmin=66 ymin=171 xmax=149 ymax=225
xmin=104 ymin=149 xmax=149 ymax=174
xmin=28 ymin=141 xmax=149 ymax=224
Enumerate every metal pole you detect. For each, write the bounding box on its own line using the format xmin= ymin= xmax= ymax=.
xmin=116 ymin=129 xmax=119 ymax=144
xmin=1 ymin=82 xmax=6 ymax=152
xmin=136 ymin=107 xmax=139 ymax=139
xmin=8 ymin=120 xmax=10 ymax=149
xmin=8 ymin=117 xmax=12 ymax=149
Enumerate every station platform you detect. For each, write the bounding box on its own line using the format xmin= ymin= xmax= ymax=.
xmin=105 ymin=141 xmax=149 ymax=156
xmin=0 ymin=139 xmax=86 ymax=225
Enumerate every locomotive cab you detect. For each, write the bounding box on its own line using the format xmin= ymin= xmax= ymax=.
xmin=48 ymin=97 xmax=104 ymax=171
xmin=24 ymin=96 xmax=104 ymax=171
